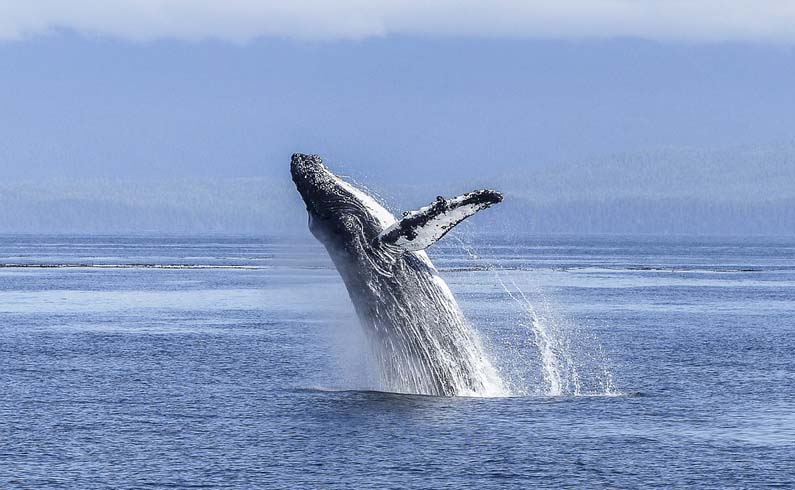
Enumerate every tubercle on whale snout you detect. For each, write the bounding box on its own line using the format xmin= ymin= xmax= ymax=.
xmin=290 ymin=153 xmax=328 ymax=188
xmin=290 ymin=152 xmax=323 ymax=169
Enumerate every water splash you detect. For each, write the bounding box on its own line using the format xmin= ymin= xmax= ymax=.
xmin=497 ymin=274 xmax=619 ymax=396
xmin=453 ymin=236 xmax=619 ymax=397
xmin=360 ymin=259 xmax=509 ymax=397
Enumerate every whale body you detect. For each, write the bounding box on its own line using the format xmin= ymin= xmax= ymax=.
xmin=291 ymin=153 xmax=505 ymax=396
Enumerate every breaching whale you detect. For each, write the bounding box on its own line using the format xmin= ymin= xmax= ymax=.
xmin=291 ymin=153 xmax=505 ymax=396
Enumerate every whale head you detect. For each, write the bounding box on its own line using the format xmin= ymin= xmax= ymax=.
xmin=291 ymin=153 xmax=396 ymax=271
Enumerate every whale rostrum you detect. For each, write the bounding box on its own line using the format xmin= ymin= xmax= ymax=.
xmin=291 ymin=153 xmax=506 ymax=396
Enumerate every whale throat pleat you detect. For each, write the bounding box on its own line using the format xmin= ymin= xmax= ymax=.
xmin=377 ymin=189 xmax=503 ymax=252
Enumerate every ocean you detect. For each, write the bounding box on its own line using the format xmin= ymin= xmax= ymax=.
xmin=1 ymin=234 xmax=793 ymax=488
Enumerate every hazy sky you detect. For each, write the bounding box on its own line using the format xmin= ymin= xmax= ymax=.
xmin=4 ymin=1 xmax=795 ymax=43
xmin=1 ymin=2 xmax=794 ymax=232
xmin=2 ymin=35 xmax=794 ymax=182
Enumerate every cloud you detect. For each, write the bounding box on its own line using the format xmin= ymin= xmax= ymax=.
xmin=1 ymin=1 xmax=795 ymax=43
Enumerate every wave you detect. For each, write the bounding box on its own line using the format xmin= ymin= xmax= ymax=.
xmin=294 ymin=386 xmax=639 ymax=399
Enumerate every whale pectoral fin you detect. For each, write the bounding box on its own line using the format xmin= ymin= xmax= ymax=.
xmin=377 ymin=189 xmax=503 ymax=251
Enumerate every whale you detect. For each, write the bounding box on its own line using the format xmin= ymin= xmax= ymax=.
xmin=291 ymin=153 xmax=505 ymax=396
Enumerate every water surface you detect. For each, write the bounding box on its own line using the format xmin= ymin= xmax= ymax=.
xmin=1 ymin=234 xmax=793 ymax=488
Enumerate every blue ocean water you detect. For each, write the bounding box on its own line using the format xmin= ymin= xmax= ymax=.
xmin=1 ymin=234 xmax=794 ymax=488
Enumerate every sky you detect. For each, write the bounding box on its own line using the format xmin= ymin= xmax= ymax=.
xmin=1 ymin=1 xmax=794 ymax=234
xmin=3 ymin=1 xmax=795 ymax=43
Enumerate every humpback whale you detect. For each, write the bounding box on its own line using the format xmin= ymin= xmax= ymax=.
xmin=291 ymin=153 xmax=505 ymax=396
